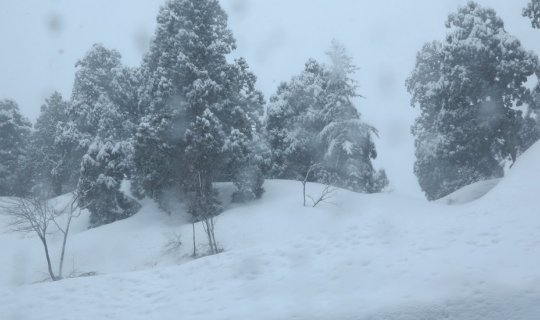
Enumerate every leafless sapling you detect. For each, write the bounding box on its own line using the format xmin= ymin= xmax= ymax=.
xmin=302 ymin=163 xmax=320 ymax=207
xmin=1 ymin=191 xmax=84 ymax=281
xmin=163 ymin=232 xmax=183 ymax=255
xmin=50 ymin=191 xmax=84 ymax=279
xmin=2 ymin=197 xmax=60 ymax=281
xmin=307 ymin=184 xmax=338 ymax=207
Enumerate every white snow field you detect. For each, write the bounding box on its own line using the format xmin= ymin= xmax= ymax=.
xmin=2 ymin=143 xmax=540 ymax=319
xmin=436 ymin=178 xmax=500 ymax=205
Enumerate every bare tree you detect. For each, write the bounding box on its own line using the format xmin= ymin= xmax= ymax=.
xmin=2 ymin=197 xmax=60 ymax=280
xmin=1 ymin=192 xmax=83 ymax=281
xmin=50 ymin=192 xmax=83 ymax=278
xmin=301 ymin=163 xmax=338 ymax=208
xmin=302 ymin=163 xmax=319 ymax=206
xmin=307 ymin=184 xmax=337 ymax=207
xmin=163 ymin=232 xmax=183 ymax=255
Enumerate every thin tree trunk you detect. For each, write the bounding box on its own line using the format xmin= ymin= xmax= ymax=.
xmin=40 ymin=236 xmax=57 ymax=281
xmin=204 ymin=219 xmax=214 ymax=254
xmin=210 ymin=217 xmax=218 ymax=253
xmin=58 ymin=215 xmax=72 ymax=279
xmin=302 ymin=163 xmax=317 ymax=207
xmin=208 ymin=220 xmax=215 ymax=254
xmin=192 ymin=222 xmax=197 ymax=257
xmin=303 ymin=181 xmax=306 ymax=207
xmin=52 ymin=177 xmax=62 ymax=197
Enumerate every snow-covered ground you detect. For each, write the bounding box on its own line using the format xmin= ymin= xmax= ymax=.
xmin=2 ymin=143 xmax=540 ymax=319
xmin=436 ymin=178 xmax=500 ymax=205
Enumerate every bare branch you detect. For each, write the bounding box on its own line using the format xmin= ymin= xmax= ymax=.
xmin=302 ymin=163 xmax=320 ymax=207
xmin=1 ymin=197 xmax=55 ymax=237
xmin=303 ymin=163 xmax=320 ymax=185
xmin=1 ymin=193 xmax=85 ymax=281
xmin=1 ymin=196 xmax=60 ymax=281
xmin=310 ymin=184 xmax=338 ymax=208
xmin=163 ymin=232 xmax=183 ymax=255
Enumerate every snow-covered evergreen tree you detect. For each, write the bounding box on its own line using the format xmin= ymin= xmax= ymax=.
xmin=217 ymin=58 xmax=266 ymax=202
xmin=524 ymin=0 xmax=540 ymax=28
xmin=407 ymin=2 xmax=539 ymax=200
xmin=184 ymin=109 xmax=224 ymax=219
xmin=28 ymin=92 xmax=71 ymax=197
xmin=65 ymin=44 xmax=140 ymax=226
xmin=131 ymin=111 xmax=185 ymax=208
xmin=57 ymin=44 xmax=134 ymax=192
xmin=224 ymin=128 xmax=265 ymax=202
xmin=68 ymin=43 xmax=138 ymax=143
xmin=78 ymin=140 xmax=140 ymax=227
xmin=522 ymin=0 xmax=540 ymax=144
xmin=266 ymin=43 xmax=387 ymax=193
xmin=266 ymin=59 xmax=327 ymax=180
xmin=319 ymin=42 xmax=387 ymax=192
xmin=0 ymin=100 xmax=32 ymax=196
xmin=132 ymin=0 xmax=265 ymax=216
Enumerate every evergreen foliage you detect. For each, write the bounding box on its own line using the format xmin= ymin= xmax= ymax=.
xmin=523 ymin=0 xmax=540 ymax=29
xmin=184 ymin=109 xmax=224 ymax=221
xmin=407 ymin=2 xmax=540 ymax=200
xmin=132 ymin=0 xmax=265 ymax=221
xmin=523 ymin=0 xmax=540 ymax=144
xmin=78 ymin=140 xmax=140 ymax=227
xmin=0 ymin=100 xmax=32 ymax=196
xmin=68 ymin=43 xmax=139 ymax=143
xmin=65 ymin=44 xmax=141 ymax=226
xmin=28 ymin=92 xmax=71 ymax=197
xmin=266 ymin=42 xmax=387 ymax=193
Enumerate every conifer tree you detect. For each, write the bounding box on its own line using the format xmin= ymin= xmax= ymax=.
xmin=266 ymin=43 xmax=387 ymax=193
xmin=132 ymin=0 xmax=265 ymax=216
xmin=319 ymin=42 xmax=387 ymax=192
xmin=65 ymin=44 xmax=140 ymax=226
xmin=0 ymin=100 xmax=32 ymax=196
xmin=407 ymin=2 xmax=539 ymax=200
xmin=68 ymin=43 xmax=138 ymax=143
xmin=184 ymin=109 xmax=224 ymax=252
xmin=524 ymin=0 xmax=540 ymax=28
xmin=266 ymin=59 xmax=327 ymax=180
xmin=28 ymin=92 xmax=71 ymax=197
xmin=522 ymin=0 xmax=540 ymax=146
xmin=225 ymin=129 xmax=265 ymax=202
xmin=78 ymin=140 xmax=139 ymax=227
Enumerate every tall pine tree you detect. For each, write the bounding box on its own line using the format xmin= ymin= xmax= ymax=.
xmin=28 ymin=92 xmax=71 ymax=197
xmin=522 ymin=0 xmax=540 ymax=147
xmin=132 ymin=0 xmax=265 ymax=220
xmin=266 ymin=42 xmax=387 ymax=193
xmin=0 ymin=100 xmax=32 ymax=196
xmin=266 ymin=59 xmax=325 ymax=181
xmin=64 ymin=44 xmax=140 ymax=226
xmin=524 ymin=0 xmax=540 ymax=28
xmin=407 ymin=2 xmax=539 ymax=200
xmin=78 ymin=140 xmax=139 ymax=227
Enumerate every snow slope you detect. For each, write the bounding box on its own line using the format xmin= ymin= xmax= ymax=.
xmin=436 ymin=178 xmax=500 ymax=205
xmin=2 ymin=143 xmax=540 ymax=319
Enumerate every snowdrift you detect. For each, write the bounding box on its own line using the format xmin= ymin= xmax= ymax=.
xmin=479 ymin=141 xmax=540 ymax=208
xmin=2 ymin=141 xmax=540 ymax=319
xmin=435 ymin=178 xmax=500 ymax=205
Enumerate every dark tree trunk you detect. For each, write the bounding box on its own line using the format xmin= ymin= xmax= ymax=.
xmin=40 ymin=236 xmax=57 ymax=281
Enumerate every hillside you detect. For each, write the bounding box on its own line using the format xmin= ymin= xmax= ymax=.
xmin=435 ymin=178 xmax=500 ymax=205
xmin=2 ymin=142 xmax=540 ymax=319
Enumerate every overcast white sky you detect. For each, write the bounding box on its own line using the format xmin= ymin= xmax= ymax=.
xmin=0 ymin=0 xmax=537 ymax=198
